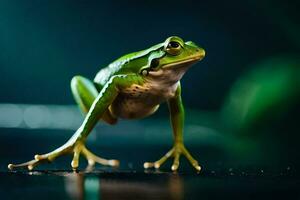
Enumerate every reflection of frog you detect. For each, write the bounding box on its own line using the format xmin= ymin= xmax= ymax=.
xmin=8 ymin=36 xmax=205 ymax=171
xmin=65 ymin=173 xmax=183 ymax=200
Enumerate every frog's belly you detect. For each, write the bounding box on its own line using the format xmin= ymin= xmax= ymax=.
xmin=110 ymin=95 xmax=162 ymax=119
xmin=109 ymin=80 xmax=178 ymax=119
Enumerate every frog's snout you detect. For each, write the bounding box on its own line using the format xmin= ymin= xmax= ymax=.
xmin=185 ymin=41 xmax=205 ymax=60
xmin=195 ymin=48 xmax=205 ymax=61
xmin=198 ymin=48 xmax=205 ymax=59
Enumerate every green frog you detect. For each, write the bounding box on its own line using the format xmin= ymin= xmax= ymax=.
xmin=8 ymin=36 xmax=205 ymax=171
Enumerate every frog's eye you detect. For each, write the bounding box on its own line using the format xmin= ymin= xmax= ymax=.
xmin=168 ymin=41 xmax=180 ymax=48
xmin=150 ymin=58 xmax=160 ymax=68
xmin=165 ymin=41 xmax=181 ymax=56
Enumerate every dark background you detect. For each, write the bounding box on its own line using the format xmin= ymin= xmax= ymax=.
xmin=0 ymin=0 xmax=299 ymax=199
xmin=0 ymin=0 xmax=298 ymax=107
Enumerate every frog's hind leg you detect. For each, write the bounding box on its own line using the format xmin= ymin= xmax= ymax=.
xmin=69 ymin=75 xmax=119 ymax=167
xmin=8 ymin=76 xmax=120 ymax=171
xmin=71 ymin=75 xmax=117 ymax=125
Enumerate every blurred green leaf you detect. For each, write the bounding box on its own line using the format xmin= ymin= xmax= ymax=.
xmin=222 ymin=56 xmax=300 ymax=132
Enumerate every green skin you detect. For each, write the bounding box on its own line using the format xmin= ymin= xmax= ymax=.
xmin=8 ymin=36 xmax=205 ymax=171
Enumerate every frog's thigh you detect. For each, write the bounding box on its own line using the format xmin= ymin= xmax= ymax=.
xmin=71 ymin=75 xmax=117 ymax=125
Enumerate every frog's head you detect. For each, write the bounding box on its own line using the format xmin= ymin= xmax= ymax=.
xmin=140 ymin=36 xmax=205 ymax=83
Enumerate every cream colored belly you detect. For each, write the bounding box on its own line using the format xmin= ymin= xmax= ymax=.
xmin=109 ymin=82 xmax=178 ymax=119
xmin=110 ymin=96 xmax=160 ymax=119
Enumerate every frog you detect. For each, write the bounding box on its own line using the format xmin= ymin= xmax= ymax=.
xmin=8 ymin=36 xmax=205 ymax=171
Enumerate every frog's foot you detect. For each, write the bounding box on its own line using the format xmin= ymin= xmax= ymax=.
xmin=8 ymin=140 xmax=119 ymax=171
xmin=143 ymin=143 xmax=201 ymax=172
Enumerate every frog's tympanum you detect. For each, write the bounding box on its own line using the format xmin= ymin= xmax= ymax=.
xmin=8 ymin=36 xmax=205 ymax=171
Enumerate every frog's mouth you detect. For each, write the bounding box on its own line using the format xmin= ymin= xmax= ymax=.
xmin=148 ymin=55 xmax=204 ymax=77
xmin=162 ymin=54 xmax=205 ymax=69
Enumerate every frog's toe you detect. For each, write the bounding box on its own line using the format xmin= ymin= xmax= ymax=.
xmin=81 ymin=146 xmax=120 ymax=168
xmin=171 ymin=152 xmax=180 ymax=171
xmin=181 ymin=145 xmax=201 ymax=171
xmin=71 ymin=150 xmax=80 ymax=169
xmin=8 ymin=149 xmax=70 ymax=171
xmin=143 ymin=147 xmax=175 ymax=170
xmin=8 ymin=159 xmax=44 ymax=171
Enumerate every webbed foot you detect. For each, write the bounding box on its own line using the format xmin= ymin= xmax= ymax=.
xmin=8 ymin=139 xmax=119 ymax=171
xmin=143 ymin=143 xmax=201 ymax=172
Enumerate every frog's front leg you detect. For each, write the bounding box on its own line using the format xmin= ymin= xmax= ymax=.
xmin=144 ymin=83 xmax=201 ymax=171
xmin=8 ymin=75 xmax=131 ymax=171
xmin=71 ymin=75 xmax=117 ymax=125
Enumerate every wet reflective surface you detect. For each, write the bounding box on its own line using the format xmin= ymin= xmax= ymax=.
xmin=1 ymin=124 xmax=300 ymax=200
xmin=1 ymin=169 xmax=299 ymax=200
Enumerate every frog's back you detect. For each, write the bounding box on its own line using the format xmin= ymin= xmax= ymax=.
xmin=94 ymin=43 xmax=163 ymax=85
xmin=93 ymin=57 xmax=128 ymax=86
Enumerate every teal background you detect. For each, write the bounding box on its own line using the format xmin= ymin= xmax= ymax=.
xmin=0 ymin=1 xmax=299 ymax=199
xmin=0 ymin=0 xmax=299 ymax=172
xmin=0 ymin=0 xmax=298 ymax=108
